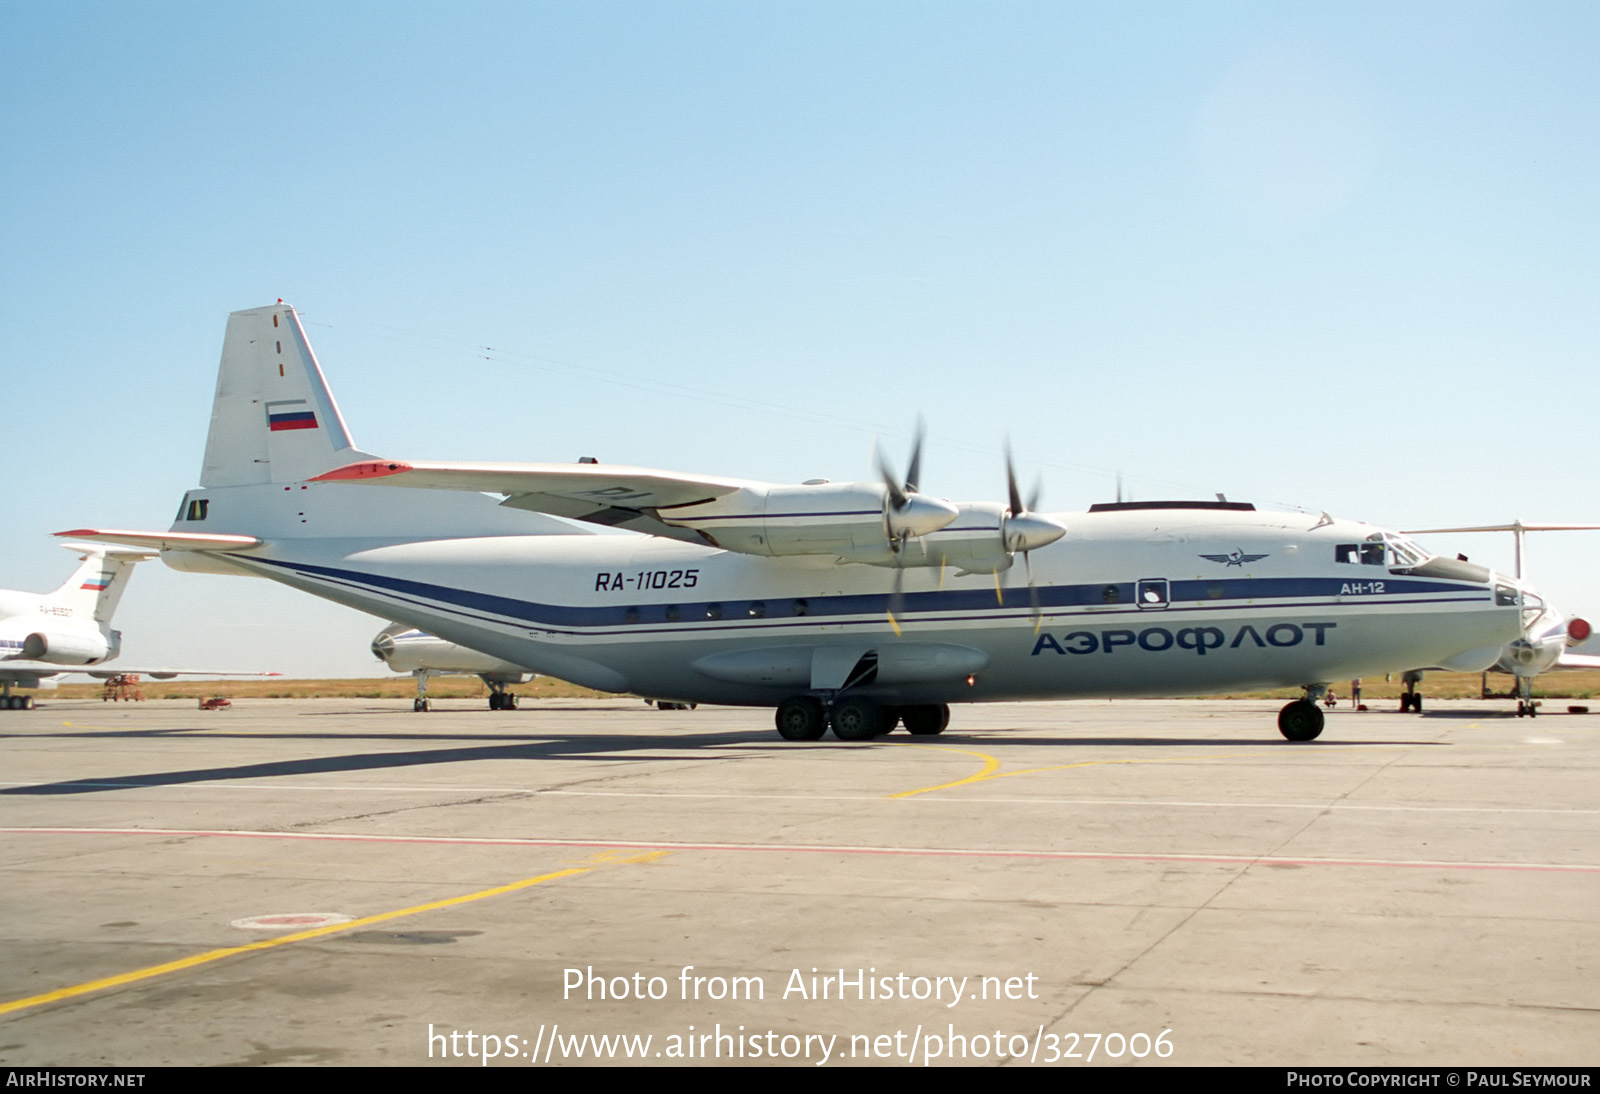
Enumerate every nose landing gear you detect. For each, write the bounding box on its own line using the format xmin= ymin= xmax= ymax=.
xmin=1278 ymin=684 xmax=1328 ymax=741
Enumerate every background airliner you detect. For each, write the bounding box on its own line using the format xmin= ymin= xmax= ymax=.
xmin=370 ymin=622 xmax=533 ymax=711
xmin=0 ymin=543 xmax=277 ymax=708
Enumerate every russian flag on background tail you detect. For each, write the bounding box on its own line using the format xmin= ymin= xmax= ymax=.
xmin=80 ymin=572 xmax=112 ymax=591
xmin=266 ymin=399 xmax=318 ymax=432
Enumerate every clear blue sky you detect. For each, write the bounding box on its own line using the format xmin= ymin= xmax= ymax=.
xmin=4 ymin=2 xmax=1597 ymax=676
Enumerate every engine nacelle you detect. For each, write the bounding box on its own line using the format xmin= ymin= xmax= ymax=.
xmin=19 ymin=628 xmax=115 ymax=665
xmin=851 ymin=502 xmax=1068 ymax=574
xmin=663 ymin=483 xmax=957 ymax=560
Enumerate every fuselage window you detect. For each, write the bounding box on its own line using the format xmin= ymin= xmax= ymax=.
xmin=1136 ymin=579 xmax=1169 ymax=608
xmin=1360 ymin=543 xmax=1385 ymax=566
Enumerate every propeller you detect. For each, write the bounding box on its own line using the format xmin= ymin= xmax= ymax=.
xmin=878 ymin=420 xmax=957 ymax=543
xmin=999 ymin=442 xmax=1067 ymax=629
xmin=878 ymin=421 xmax=958 ymax=635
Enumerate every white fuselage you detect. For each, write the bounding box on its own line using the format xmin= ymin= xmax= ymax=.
xmin=0 ymin=590 xmax=117 ymax=667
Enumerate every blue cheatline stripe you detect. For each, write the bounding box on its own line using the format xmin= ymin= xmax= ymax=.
xmin=236 ymin=555 xmax=1492 ymax=637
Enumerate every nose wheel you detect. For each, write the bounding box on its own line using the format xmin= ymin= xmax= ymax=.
xmin=1278 ymin=698 xmax=1325 ymax=741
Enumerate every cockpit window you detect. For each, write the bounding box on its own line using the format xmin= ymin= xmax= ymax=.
xmin=1339 ymin=533 xmax=1432 ymax=571
xmin=1384 ymin=535 xmax=1428 ymax=569
xmin=1336 ymin=543 xmax=1386 ymax=565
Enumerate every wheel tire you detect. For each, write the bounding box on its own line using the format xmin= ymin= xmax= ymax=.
xmin=1399 ymin=694 xmax=1412 ymax=713
xmin=775 ymin=697 xmax=827 ymax=741
xmin=1277 ymin=699 xmax=1325 ymax=742
xmin=507 ymin=694 xmax=518 ymax=710
xmin=902 ymin=704 xmax=950 ymax=736
xmin=1413 ymin=695 xmax=1423 ymax=713
xmin=831 ymin=698 xmax=884 ymax=740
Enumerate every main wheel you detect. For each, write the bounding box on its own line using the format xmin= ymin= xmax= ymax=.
xmin=901 ymin=704 xmax=950 ymax=736
xmin=775 ymin=696 xmax=827 ymax=740
xmin=1277 ymin=699 xmax=1325 ymax=741
xmin=831 ymin=698 xmax=886 ymax=740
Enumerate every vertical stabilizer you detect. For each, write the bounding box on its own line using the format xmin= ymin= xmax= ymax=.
xmin=200 ymin=303 xmax=375 ymax=487
xmin=50 ymin=545 xmax=156 ymax=623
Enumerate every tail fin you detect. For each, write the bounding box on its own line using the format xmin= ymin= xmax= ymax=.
xmin=50 ymin=544 xmax=156 ymax=623
xmin=200 ymin=303 xmax=376 ymax=487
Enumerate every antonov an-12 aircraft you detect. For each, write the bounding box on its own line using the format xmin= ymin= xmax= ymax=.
xmin=61 ymin=303 xmax=1579 ymax=741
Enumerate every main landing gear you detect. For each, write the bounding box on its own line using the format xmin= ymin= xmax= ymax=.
xmin=773 ymin=696 xmax=950 ymax=741
xmin=1 ymin=692 xmax=36 ymax=711
xmin=1398 ymin=670 xmax=1424 ymax=713
xmin=1277 ymin=684 xmax=1328 ymax=741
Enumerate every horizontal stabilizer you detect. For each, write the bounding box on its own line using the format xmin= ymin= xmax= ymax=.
xmin=57 ymin=543 xmax=160 ymax=562
xmin=55 ymin=529 xmax=264 ymax=552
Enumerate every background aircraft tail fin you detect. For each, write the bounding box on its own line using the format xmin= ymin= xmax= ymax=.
xmin=200 ymin=303 xmax=376 ymax=487
xmin=50 ymin=544 xmax=157 ymax=623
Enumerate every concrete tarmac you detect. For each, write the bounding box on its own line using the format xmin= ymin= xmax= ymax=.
xmin=0 ymin=696 xmax=1596 ymax=1067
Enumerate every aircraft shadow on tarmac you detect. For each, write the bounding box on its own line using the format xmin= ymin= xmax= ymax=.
xmin=0 ymin=725 xmax=1447 ymax=796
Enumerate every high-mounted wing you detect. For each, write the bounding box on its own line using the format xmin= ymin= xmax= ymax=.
xmin=309 ymin=460 xmax=761 ymax=544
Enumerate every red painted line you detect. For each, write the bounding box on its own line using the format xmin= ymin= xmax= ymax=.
xmin=3 ymin=826 xmax=1597 ymax=874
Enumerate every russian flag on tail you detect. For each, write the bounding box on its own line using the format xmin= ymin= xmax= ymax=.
xmin=80 ymin=573 xmax=112 ymax=591
xmin=266 ymin=399 xmax=319 ymax=432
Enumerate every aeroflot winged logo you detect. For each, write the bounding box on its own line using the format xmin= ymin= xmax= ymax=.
xmin=1199 ymin=550 xmax=1269 ymax=567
